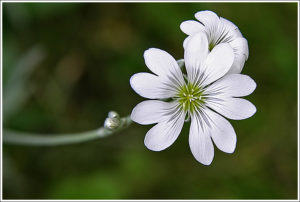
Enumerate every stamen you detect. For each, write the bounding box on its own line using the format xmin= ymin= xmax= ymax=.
xmin=176 ymin=83 xmax=205 ymax=113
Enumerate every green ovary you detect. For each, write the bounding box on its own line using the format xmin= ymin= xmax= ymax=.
xmin=209 ymin=41 xmax=215 ymax=51
xmin=176 ymin=82 xmax=205 ymax=113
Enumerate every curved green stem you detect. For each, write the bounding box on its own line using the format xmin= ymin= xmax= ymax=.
xmin=3 ymin=115 xmax=132 ymax=146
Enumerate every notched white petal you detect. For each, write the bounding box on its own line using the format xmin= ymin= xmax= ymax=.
xmin=180 ymin=20 xmax=205 ymax=35
xmin=205 ymin=108 xmax=236 ymax=153
xmin=189 ymin=114 xmax=214 ymax=165
xmin=131 ymin=100 xmax=175 ymax=125
xmin=229 ymin=38 xmax=248 ymax=75
xmin=230 ymin=36 xmax=249 ymax=60
xmin=206 ymin=97 xmax=256 ymax=120
xmin=130 ymin=73 xmax=176 ymax=99
xmin=184 ymin=32 xmax=209 ymax=83
xmin=183 ymin=36 xmax=192 ymax=49
xmin=144 ymin=109 xmax=185 ymax=151
xmin=227 ymin=38 xmax=248 ymax=74
xmin=227 ymin=54 xmax=246 ymax=74
xmin=195 ymin=10 xmax=219 ymax=27
xmin=204 ymin=74 xmax=256 ymax=97
xmin=219 ymin=17 xmax=243 ymax=38
xmin=144 ymin=48 xmax=184 ymax=86
xmin=202 ymin=43 xmax=234 ymax=87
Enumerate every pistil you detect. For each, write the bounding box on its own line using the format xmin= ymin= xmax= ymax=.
xmin=176 ymin=82 xmax=205 ymax=113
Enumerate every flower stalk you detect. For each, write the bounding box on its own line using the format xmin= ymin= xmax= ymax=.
xmin=3 ymin=114 xmax=132 ymax=146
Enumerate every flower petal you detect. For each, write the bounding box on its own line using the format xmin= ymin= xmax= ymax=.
xmin=204 ymin=74 xmax=256 ymax=97
xmin=184 ymin=32 xmax=209 ymax=83
xmin=131 ymin=100 xmax=177 ymax=125
xmin=231 ymin=37 xmax=249 ymax=59
xmin=206 ymin=97 xmax=256 ymax=120
xmin=189 ymin=112 xmax=214 ymax=165
xmin=219 ymin=17 xmax=243 ymax=39
xmin=201 ymin=43 xmax=234 ymax=87
xmin=183 ymin=35 xmax=191 ymax=49
xmin=227 ymin=37 xmax=249 ymax=74
xmin=144 ymin=48 xmax=184 ymax=86
xmin=180 ymin=20 xmax=205 ymax=35
xmin=195 ymin=10 xmax=219 ymax=28
xmin=205 ymin=108 xmax=236 ymax=153
xmin=144 ymin=107 xmax=185 ymax=151
xmin=130 ymin=73 xmax=177 ymax=99
xmin=228 ymin=54 xmax=246 ymax=74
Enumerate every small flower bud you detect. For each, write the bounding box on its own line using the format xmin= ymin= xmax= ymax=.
xmin=104 ymin=117 xmax=120 ymax=130
xmin=108 ymin=111 xmax=120 ymax=119
xmin=177 ymin=59 xmax=185 ymax=68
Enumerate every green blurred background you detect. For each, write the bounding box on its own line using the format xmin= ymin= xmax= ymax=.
xmin=2 ymin=2 xmax=298 ymax=199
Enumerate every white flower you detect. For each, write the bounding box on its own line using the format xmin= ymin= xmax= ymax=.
xmin=180 ymin=10 xmax=249 ymax=74
xmin=130 ymin=32 xmax=256 ymax=165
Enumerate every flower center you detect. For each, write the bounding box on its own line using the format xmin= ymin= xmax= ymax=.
xmin=176 ymin=82 xmax=205 ymax=113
